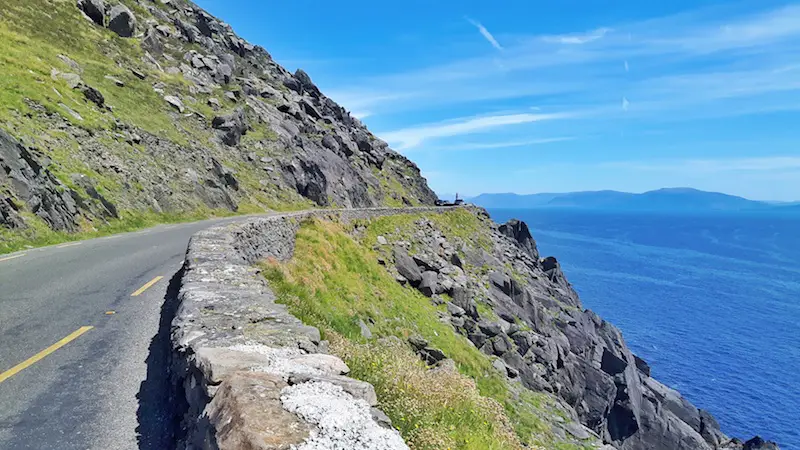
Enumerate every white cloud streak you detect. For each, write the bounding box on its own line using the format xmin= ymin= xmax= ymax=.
xmin=411 ymin=137 xmax=576 ymax=152
xmin=542 ymin=27 xmax=612 ymax=45
xmin=466 ymin=18 xmax=503 ymax=50
xmin=326 ymin=4 xmax=800 ymax=121
xmin=379 ymin=113 xmax=571 ymax=149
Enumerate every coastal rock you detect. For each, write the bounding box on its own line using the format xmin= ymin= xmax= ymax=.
xmin=374 ymin=210 xmax=778 ymax=450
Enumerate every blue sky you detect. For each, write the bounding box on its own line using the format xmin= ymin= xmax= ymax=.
xmin=196 ymin=0 xmax=800 ymax=201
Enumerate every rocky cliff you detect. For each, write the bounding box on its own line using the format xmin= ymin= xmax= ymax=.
xmin=0 ymin=0 xmax=435 ymax=252
xmin=366 ymin=208 xmax=778 ymax=450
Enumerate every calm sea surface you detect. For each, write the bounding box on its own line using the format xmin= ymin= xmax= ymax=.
xmin=488 ymin=208 xmax=800 ymax=449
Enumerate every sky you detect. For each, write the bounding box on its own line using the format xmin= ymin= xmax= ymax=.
xmin=195 ymin=0 xmax=800 ymax=201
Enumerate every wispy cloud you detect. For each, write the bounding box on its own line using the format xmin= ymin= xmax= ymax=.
xmin=466 ymin=18 xmax=503 ymax=50
xmin=410 ymin=137 xmax=575 ymax=152
xmin=328 ymin=3 xmax=800 ymax=121
xmin=542 ymin=27 xmax=612 ymax=45
xmin=380 ymin=112 xmax=571 ymax=149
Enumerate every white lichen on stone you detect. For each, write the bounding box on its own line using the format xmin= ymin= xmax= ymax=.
xmin=228 ymin=343 xmax=325 ymax=377
xmin=281 ymin=381 xmax=408 ymax=450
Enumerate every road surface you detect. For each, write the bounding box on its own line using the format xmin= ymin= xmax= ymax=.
xmin=0 ymin=215 xmax=257 ymax=449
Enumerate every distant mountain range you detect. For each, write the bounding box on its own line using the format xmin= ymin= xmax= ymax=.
xmin=469 ymin=188 xmax=799 ymax=212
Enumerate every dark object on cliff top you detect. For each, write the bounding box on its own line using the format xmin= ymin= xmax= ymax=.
xmin=77 ymin=0 xmax=105 ymax=26
xmin=108 ymin=4 xmax=136 ymax=37
xmin=435 ymin=193 xmax=465 ymax=207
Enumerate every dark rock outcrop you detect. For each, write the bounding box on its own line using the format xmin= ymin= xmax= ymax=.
xmin=499 ymin=218 xmax=539 ymax=260
xmin=77 ymin=0 xmax=105 ymax=26
xmin=0 ymin=129 xmax=79 ymax=231
xmin=108 ymin=4 xmax=136 ymax=37
xmin=394 ymin=247 xmax=422 ymax=286
xmin=211 ymin=108 xmax=248 ymax=146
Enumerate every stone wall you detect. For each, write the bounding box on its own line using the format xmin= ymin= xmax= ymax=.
xmin=170 ymin=207 xmax=451 ymax=450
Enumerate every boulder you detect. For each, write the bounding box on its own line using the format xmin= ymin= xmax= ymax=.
xmin=294 ymin=69 xmax=321 ymax=97
xmin=394 ymin=248 xmax=422 ymax=286
xmin=80 ymin=84 xmax=104 ymax=107
xmin=130 ymin=68 xmax=146 ymax=80
xmin=212 ymin=108 xmax=248 ymax=146
xmin=489 ymin=271 xmax=512 ymax=295
xmin=477 ymin=320 xmax=503 ymax=337
xmin=164 ymin=95 xmax=185 ymax=113
xmin=108 ymin=5 xmax=136 ymax=38
xmin=407 ymin=336 xmax=446 ymax=365
xmin=498 ymin=219 xmax=539 ymax=260
xmin=634 ymin=354 xmax=651 ymax=377
xmin=744 ymin=437 xmax=780 ymax=450
xmin=446 ymin=302 xmax=465 ymax=317
xmin=141 ymin=27 xmax=163 ymax=54
xmin=451 ymin=286 xmax=479 ymax=320
xmin=76 ymin=0 xmax=105 ymax=26
xmin=419 ymin=271 xmax=438 ymax=297
xmin=202 ymin=371 xmax=311 ymax=449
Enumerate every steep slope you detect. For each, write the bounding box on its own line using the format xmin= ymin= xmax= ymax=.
xmin=0 ymin=0 xmax=435 ymax=253
xmin=261 ymin=208 xmax=780 ymax=450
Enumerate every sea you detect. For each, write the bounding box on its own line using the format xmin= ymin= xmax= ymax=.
xmin=487 ymin=208 xmax=800 ymax=449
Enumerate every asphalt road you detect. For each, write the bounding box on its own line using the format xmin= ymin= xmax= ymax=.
xmin=0 ymin=215 xmax=257 ymax=449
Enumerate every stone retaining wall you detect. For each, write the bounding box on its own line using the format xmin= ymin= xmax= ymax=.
xmin=170 ymin=207 xmax=453 ymax=449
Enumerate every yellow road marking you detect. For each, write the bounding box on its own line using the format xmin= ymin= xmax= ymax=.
xmin=57 ymin=242 xmax=82 ymax=249
xmin=0 ymin=326 xmax=93 ymax=384
xmin=0 ymin=253 xmax=25 ymax=263
xmin=131 ymin=276 xmax=164 ymax=297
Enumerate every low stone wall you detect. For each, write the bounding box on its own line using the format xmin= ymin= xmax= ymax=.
xmin=170 ymin=207 xmax=451 ymax=450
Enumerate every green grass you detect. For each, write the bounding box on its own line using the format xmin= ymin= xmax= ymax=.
xmin=259 ymin=217 xmax=596 ymax=450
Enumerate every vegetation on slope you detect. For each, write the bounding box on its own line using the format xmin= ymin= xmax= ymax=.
xmin=0 ymin=0 xmax=433 ymax=253
xmin=260 ymin=212 xmax=596 ymax=450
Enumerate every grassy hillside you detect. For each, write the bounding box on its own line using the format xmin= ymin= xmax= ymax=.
xmin=0 ymin=0 xmax=434 ymax=254
xmin=259 ymin=212 xmax=599 ymax=450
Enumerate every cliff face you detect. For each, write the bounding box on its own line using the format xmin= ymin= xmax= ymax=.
xmin=0 ymin=0 xmax=435 ymax=250
xmin=372 ymin=208 xmax=778 ymax=450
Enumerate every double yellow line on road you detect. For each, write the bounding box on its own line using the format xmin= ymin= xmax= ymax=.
xmin=0 ymin=326 xmax=94 ymax=384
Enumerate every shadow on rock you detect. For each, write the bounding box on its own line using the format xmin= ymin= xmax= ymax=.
xmin=136 ymin=268 xmax=185 ymax=449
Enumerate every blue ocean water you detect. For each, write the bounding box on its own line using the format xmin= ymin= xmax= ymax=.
xmin=488 ymin=208 xmax=800 ymax=449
